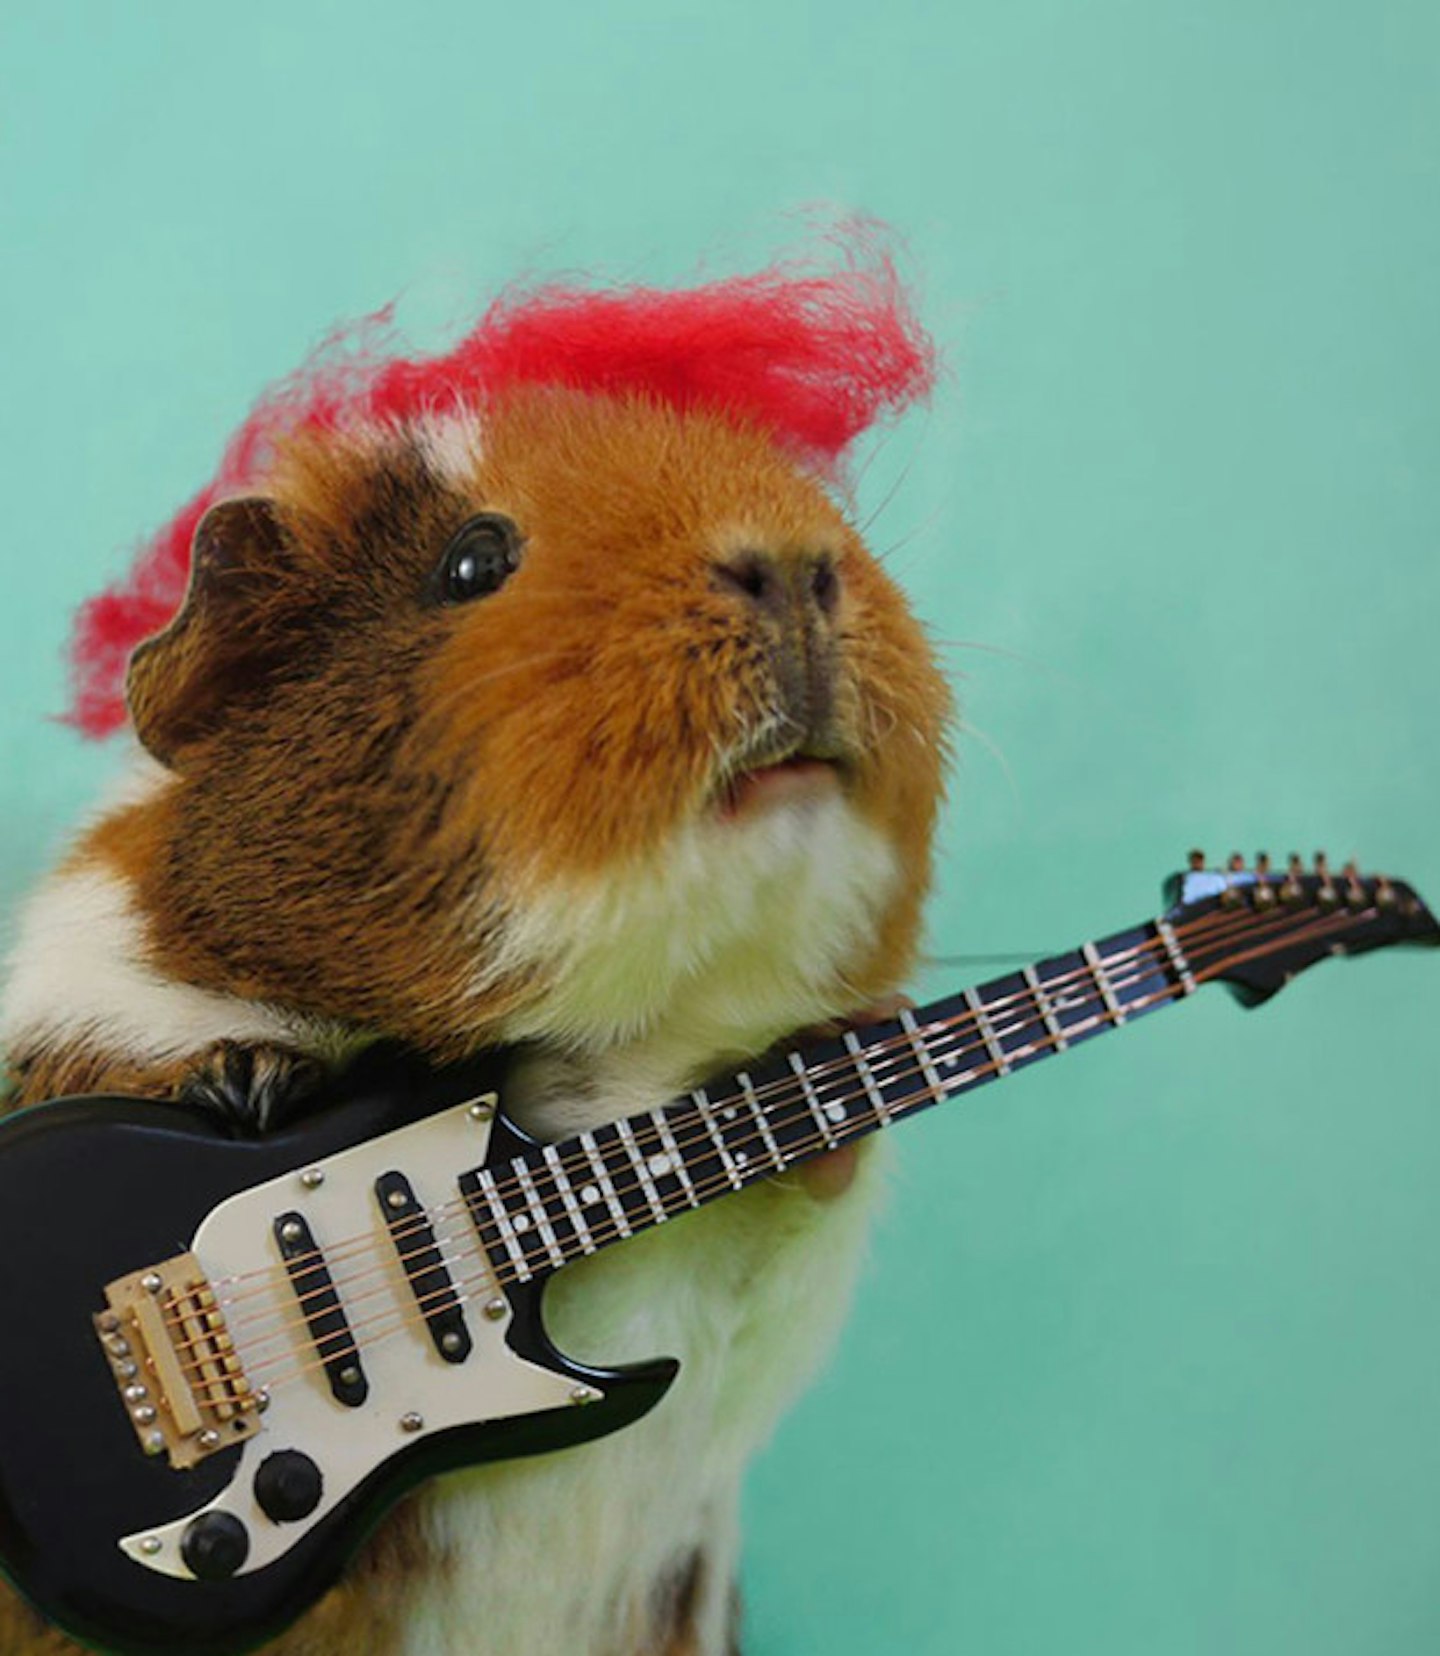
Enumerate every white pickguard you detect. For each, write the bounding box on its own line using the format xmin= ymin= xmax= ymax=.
xmin=121 ymin=1097 xmax=583 ymax=1579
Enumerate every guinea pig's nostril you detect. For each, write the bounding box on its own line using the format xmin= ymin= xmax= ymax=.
xmin=810 ymin=555 xmax=839 ymax=614
xmin=711 ymin=553 xmax=779 ymax=610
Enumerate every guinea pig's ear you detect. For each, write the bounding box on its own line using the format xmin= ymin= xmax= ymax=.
xmin=126 ymin=496 xmax=299 ymax=766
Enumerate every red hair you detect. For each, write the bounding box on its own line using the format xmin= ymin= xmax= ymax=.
xmin=68 ymin=232 xmax=934 ymax=738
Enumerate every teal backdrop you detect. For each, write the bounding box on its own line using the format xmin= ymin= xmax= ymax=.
xmin=2 ymin=4 xmax=1437 ymax=1652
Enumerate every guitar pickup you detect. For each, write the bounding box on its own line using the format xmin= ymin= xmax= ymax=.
xmin=95 ymin=1252 xmax=261 ymax=1470
xmin=273 ymin=1212 xmax=368 ymax=1407
xmin=375 ymin=1171 xmax=471 ymax=1364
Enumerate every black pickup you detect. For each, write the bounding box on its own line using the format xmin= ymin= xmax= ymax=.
xmin=272 ymin=1210 xmax=369 ymax=1407
xmin=374 ymin=1171 xmax=472 ymax=1364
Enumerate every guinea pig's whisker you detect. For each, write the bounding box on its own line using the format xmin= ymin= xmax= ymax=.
xmin=954 ymin=715 xmax=1021 ymax=810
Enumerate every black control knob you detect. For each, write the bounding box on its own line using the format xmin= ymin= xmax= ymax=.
xmin=180 ymin=1510 xmax=250 ymax=1580
xmin=254 ymin=1449 xmax=324 ymax=1523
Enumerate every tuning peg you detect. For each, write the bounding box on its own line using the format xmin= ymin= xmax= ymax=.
xmin=1188 ymin=849 xmax=1206 ymax=872
xmin=1315 ymin=851 xmax=1338 ymax=907
xmin=1281 ymin=854 xmax=1305 ymax=904
xmin=1226 ymin=852 xmax=1245 ymax=871
xmin=1255 ymin=852 xmax=1272 ymax=874
xmin=1376 ymin=874 xmax=1398 ymax=908
xmin=1343 ymin=861 xmax=1366 ymax=908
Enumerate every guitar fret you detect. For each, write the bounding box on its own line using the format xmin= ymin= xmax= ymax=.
xmin=542 ymin=1144 xmax=596 ymax=1255
xmin=1083 ymin=941 xmax=1126 ymax=1024
xmin=900 ymin=1006 xmax=944 ymax=1097
xmin=789 ymin=1051 xmax=838 ymax=1147
xmin=736 ymin=1072 xmax=785 ymax=1167
xmin=474 ymin=1169 xmax=533 ymax=1283
xmin=1023 ymin=965 xmax=1067 ymax=1052
xmin=1155 ymin=919 xmax=1197 ymax=994
xmin=693 ymin=1089 xmax=743 ymax=1188
xmin=963 ymin=987 xmax=1010 ymax=1075
xmin=512 ymin=1159 xmax=565 ymax=1270
xmin=578 ymin=1131 xmax=631 ymax=1239
xmin=615 ymin=1118 xmax=667 ymax=1223
xmin=843 ymin=1031 xmax=892 ymax=1123
xmin=651 ymin=1111 xmax=700 ymax=1208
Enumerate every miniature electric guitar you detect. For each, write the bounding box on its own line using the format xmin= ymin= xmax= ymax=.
xmin=0 ymin=855 xmax=1433 ymax=1655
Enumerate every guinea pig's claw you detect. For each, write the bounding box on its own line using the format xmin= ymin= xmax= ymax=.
xmin=177 ymin=1040 xmax=326 ymax=1137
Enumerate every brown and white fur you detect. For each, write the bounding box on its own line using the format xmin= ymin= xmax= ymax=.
xmin=0 ymin=391 xmax=951 ymax=1655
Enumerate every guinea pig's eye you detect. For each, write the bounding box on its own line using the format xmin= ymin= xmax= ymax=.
xmin=434 ymin=513 xmax=523 ymax=604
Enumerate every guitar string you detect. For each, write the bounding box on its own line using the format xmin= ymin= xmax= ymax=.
xmin=163 ymin=903 xmax=1238 ymax=1357
xmin=189 ymin=982 xmax=1186 ymax=1398
xmin=185 ymin=904 xmax=1367 ymax=1402
xmin=166 ymin=896 xmax=1253 ymax=1338
xmin=179 ymin=905 xmax=1366 ymax=1401
xmin=191 ymin=903 xmax=1365 ymax=1404
xmin=163 ymin=897 xmax=1323 ymax=1372
xmin=167 ymin=894 xmax=1339 ymax=1388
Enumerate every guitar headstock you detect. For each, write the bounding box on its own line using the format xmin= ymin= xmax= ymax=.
xmin=1161 ymin=850 xmax=1440 ymax=1006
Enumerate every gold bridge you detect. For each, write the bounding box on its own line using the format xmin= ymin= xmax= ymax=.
xmin=94 ymin=1252 xmax=261 ymax=1470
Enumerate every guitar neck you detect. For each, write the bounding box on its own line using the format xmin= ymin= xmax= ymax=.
xmin=458 ymin=907 xmax=1205 ymax=1278
xmin=456 ymin=861 xmax=1440 ymax=1277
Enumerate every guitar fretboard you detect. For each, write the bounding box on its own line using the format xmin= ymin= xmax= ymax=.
xmin=459 ymin=912 xmax=1190 ymax=1279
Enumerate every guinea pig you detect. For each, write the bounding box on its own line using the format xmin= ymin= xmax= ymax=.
xmin=0 ymin=251 xmax=951 ymax=1656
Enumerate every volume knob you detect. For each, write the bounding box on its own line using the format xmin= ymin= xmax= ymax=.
xmin=254 ymin=1449 xmax=324 ymax=1523
xmin=180 ymin=1511 xmax=250 ymax=1580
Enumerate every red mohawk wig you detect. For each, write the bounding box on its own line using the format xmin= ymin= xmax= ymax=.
xmin=69 ymin=229 xmax=935 ymax=738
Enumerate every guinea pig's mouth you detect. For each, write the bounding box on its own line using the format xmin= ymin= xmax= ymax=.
xmin=715 ymin=752 xmax=847 ymax=821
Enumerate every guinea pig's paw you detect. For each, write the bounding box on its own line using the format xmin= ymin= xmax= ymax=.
xmin=177 ymin=1040 xmax=327 ymax=1137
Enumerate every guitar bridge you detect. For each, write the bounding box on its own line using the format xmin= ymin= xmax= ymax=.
xmin=94 ymin=1252 xmax=261 ymax=1470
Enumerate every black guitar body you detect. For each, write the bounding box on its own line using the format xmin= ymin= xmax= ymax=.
xmin=0 ymin=1047 xmax=677 ymax=1655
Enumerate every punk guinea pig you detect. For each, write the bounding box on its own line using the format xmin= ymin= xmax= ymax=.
xmin=0 ymin=248 xmax=951 ymax=1656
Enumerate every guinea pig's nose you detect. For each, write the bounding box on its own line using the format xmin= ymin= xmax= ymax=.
xmin=710 ymin=551 xmax=840 ymax=619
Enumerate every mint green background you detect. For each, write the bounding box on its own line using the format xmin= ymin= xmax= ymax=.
xmin=3 ymin=4 xmax=1437 ymax=1652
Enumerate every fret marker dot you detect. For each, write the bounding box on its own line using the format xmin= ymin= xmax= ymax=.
xmin=580 ymin=1185 xmax=600 ymax=1206
xmin=734 ymin=1150 xmax=748 ymax=1167
xmin=513 ymin=1213 xmax=531 ymax=1232
xmin=647 ymin=1154 xmax=673 ymax=1179
xmin=823 ymin=1101 xmax=848 ymax=1123
xmin=723 ymin=1107 xmax=738 ymax=1121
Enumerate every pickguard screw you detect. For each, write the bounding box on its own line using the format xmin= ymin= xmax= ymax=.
xmin=300 ymin=1167 xmax=325 ymax=1190
xmin=339 ymin=1365 xmax=362 ymax=1388
xmin=123 ymin=1384 xmax=148 ymax=1404
xmin=569 ymin=1385 xmax=601 ymax=1407
xmin=280 ymin=1219 xmax=304 ymax=1246
xmin=98 ymin=1311 xmax=120 ymax=1333
xmin=132 ymin=1405 xmax=157 ymax=1426
xmin=400 ymin=1411 xmax=424 ymax=1433
xmin=254 ymin=1388 xmax=271 ymax=1412
xmin=143 ymin=1430 xmax=165 ymax=1456
xmin=198 ymin=1429 xmax=221 ymax=1450
xmin=386 ymin=1188 xmax=408 ymax=1211
xmin=141 ymin=1273 xmax=163 ymax=1295
xmin=139 ymin=1536 xmax=162 ymax=1556
xmin=483 ymin=1296 xmax=508 ymax=1321
xmin=468 ymin=1099 xmax=495 ymax=1122
xmin=440 ymin=1330 xmax=464 ymax=1354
